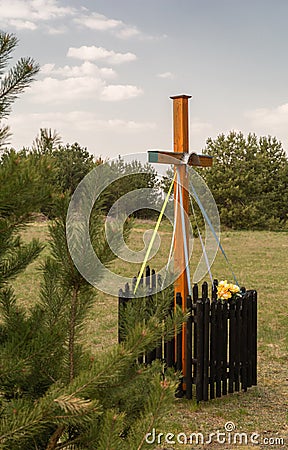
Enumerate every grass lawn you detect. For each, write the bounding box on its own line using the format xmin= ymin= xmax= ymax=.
xmin=14 ymin=220 xmax=288 ymax=449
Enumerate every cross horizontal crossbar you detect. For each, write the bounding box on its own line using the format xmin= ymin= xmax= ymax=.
xmin=148 ymin=150 xmax=213 ymax=167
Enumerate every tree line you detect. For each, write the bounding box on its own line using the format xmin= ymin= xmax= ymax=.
xmin=2 ymin=127 xmax=288 ymax=230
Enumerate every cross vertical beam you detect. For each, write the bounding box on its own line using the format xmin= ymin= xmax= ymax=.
xmin=170 ymin=94 xmax=191 ymax=378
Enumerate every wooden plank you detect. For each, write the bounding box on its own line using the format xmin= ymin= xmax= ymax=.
xmin=171 ymin=95 xmax=190 ymax=385
xmin=148 ymin=150 xmax=213 ymax=167
xmin=186 ymin=295 xmax=193 ymax=399
xmin=203 ymin=295 xmax=210 ymax=401
xmin=145 ymin=265 xmax=150 ymax=289
xmin=176 ymin=292 xmax=183 ymax=396
xmin=192 ymin=284 xmax=198 ymax=383
xmin=171 ymin=95 xmax=191 ymax=153
xmin=212 ymin=279 xmax=218 ymax=301
xmin=228 ymin=299 xmax=236 ymax=394
xmin=252 ymin=291 xmax=257 ymax=386
xmin=247 ymin=293 xmax=253 ymax=388
xmin=215 ymin=302 xmax=222 ymax=397
xmin=222 ymin=302 xmax=228 ymax=395
xmin=176 ymin=293 xmax=183 ymax=372
xmin=210 ymin=299 xmax=217 ymax=399
xmin=188 ymin=153 xmax=213 ymax=167
xmin=235 ymin=299 xmax=241 ymax=391
xmin=148 ymin=150 xmax=183 ymax=164
xmin=196 ymin=299 xmax=204 ymax=402
xmin=241 ymin=295 xmax=248 ymax=391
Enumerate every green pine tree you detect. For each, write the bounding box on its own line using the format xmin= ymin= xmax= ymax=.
xmin=202 ymin=131 xmax=288 ymax=229
xmin=0 ymin=29 xmax=186 ymax=450
xmin=1 ymin=194 xmax=185 ymax=449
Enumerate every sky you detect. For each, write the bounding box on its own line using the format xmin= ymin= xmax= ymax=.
xmin=1 ymin=0 xmax=288 ymax=159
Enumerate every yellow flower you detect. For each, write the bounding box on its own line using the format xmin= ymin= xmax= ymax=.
xmin=228 ymin=283 xmax=240 ymax=294
xmin=217 ymin=280 xmax=239 ymax=300
xmin=217 ymin=289 xmax=231 ymax=300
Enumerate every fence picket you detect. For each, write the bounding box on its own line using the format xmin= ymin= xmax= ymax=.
xmin=222 ymin=302 xmax=228 ymax=395
xmin=203 ymin=297 xmax=210 ymax=401
xmin=192 ymin=284 xmax=198 ymax=385
xmin=196 ymin=299 xmax=204 ymax=402
xmin=216 ymin=301 xmax=222 ymax=397
xmin=186 ymin=295 xmax=193 ymax=399
xmin=252 ymin=291 xmax=257 ymax=385
xmin=151 ymin=269 xmax=156 ymax=290
xmin=235 ymin=300 xmax=241 ymax=391
xmin=228 ymin=299 xmax=236 ymax=394
xmin=241 ymin=296 xmax=248 ymax=391
xmin=210 ymin=299 xmax=217 ymax=399
xmin=247 ymin=294 xmax=253 ymax=388
xmin=176 ymin=293 xmax=183 ymax=373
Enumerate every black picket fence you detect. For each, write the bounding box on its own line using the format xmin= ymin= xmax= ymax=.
xmin=118 ymin=268 xmax=257 ymax=402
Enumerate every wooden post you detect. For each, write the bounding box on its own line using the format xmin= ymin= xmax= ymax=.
xmin=170 ymin=95 xmax=191 ymax=381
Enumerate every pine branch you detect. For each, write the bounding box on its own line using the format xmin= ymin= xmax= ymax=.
xmin=0 ymin=32 xmax=18 ymax=75
xmin=125 ymin=375 xmax=177 ymax=450
xmin=0 ymin=238 xmax=44 ymax=284
xmin=54 ymin=395 xmax=93 ymax=415
xmin=45 ymin=426 xmax=66 ymax=450
xmin=0 ymin=57 xmax=39 ymax=118
xmin=0 ymin=122 xmax=11 ymax=149
xmin=95 ymin=410 xmax=126 ymax=450
xmin=68 ymin=285 xmax=79 ymax=382
xmin=63 ymin=311 xmax=183 ymax=402
xmin=39 ymin=258 xmax=70 ymax=328
xmin=0 ymin=388 xmax=101 ymax=448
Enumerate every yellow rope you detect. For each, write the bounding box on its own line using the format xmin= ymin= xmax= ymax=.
xmin=134 ymin=172 xmax=176 ymax=294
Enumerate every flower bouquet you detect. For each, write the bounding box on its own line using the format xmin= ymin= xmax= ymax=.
xmin=217 ymin=280 xmax=242 ymax=303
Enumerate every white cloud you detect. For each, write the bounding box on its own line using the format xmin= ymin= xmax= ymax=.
xmin=245 ymin=103 xmax=288 ymax=128
xmin=115 ymin=27 xmax=141 ymax=39
xmin=8 ymin=19 xmax=38 ymax=30
xmin=45 ymin=25 xmax=68 ymax=35
xmin=0 ymin=1 xmax=162 ymax=42
xmin=8 ymin=111 xmax=156 ymax=148
xmin=0 ymin=0 xmax=75 ymax=30
xmin=101 ymin=85 xmax=143 ymax=101
xmin=96 ymin=118 xmax=156 ymax=131
xmin=40 ymin=64 xmax=56 ymax=75
xmin=40 ymin=61 xmax=117 ymax=79
xmin=29 ymin=76 xmax=106 ymax=104
xmin=28 ymin=73 xmax=142 ymax=104
xmin=244 ymin=103 xmax=288 ymax=149
xmin=74 ymin=12 xmax=122 ymax=31
xmin=67 ymin=46 xmax=137 ymax=64
xmin=34 ymin=54 xmax=141 ymax=104
xmin=157 ymin=72 xmax=175 ymax=80
xmin=74 ymin=11 xmax=142 ymax=40
xmin=190 ymin=120 xmax=213 ymax=134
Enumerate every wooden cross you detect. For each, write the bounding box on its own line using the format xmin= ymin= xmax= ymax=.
xmin=148 ymin=95 xmax=212 ymax=382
